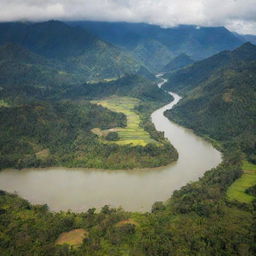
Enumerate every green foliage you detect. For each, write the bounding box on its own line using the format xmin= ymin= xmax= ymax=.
xmin=162 ymin=53 xmax=194 ymax=72
xmin=0 ymin=152 xmax=255 ymax=256
xmin=59 ymin=74 xmax=171 ymax=103
xmin=0 ymin=21 xmax=151 ymax=82
xmin=227 ymin=161 xmax=256 ymax=203
xmin=163 ymin=42 xmax=256 ymax=94
xmin=75 ymin=21 xmax=243 ymax=71
xmin=165 ymin=43 xmax=256 ymax=162
xmin=0 ymin=97 xmax=177 ymax=170
xmin=105 ymin=132 xmax=119 ymax=141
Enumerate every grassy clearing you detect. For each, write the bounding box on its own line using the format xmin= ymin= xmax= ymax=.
xmin=92 ymin=96 xmax=156 ymax=146
xmin=55 ymin=229 xmax=88 ymax=247
xmin=0 ymin=99 xmax=9 ymax=107
xmin=227 ymin=161 xmax=256 ymax=203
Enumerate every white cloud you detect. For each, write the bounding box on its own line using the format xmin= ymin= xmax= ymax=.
xmin=0 ymin=0 xmax=255 ymax=34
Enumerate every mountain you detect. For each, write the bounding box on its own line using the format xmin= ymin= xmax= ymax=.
xmin=58 ymin=74 xmax=171 ymax=104
xmin=0 ymin=43 xmax=82 ymax=101
xmin=70 ymin=21 xmax=244 ymax=71
xmin=233 ymin=32 xmax=256 ymax=45
xmin=0 ymin=21 xmax=151 ymax=81
xmin=163 ymin=42 xmax=256 ymax=93
xmin=162 ymin=54 xmax=194 ymax=72
xmin=164 ymin=43 xmax=256 ymax=162
xmin=242 ymin=35 xmax=256 ymax=45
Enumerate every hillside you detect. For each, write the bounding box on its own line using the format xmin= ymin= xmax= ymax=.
xmin=0 ymin=72 xmax=176 ymax=170
xmin=72 ymin=21 xmax=243 ymax=71
xmin=163 ymin=42 xmax=256 ymax=93
xmin=164 ymin=43 xmax=256 ymax=163
xmin=0 ymin=21 xmax=150 ymax=81
xmin=58 ymin=74 xmax=170 ymax=103
xmin=162 ymin=53 xmax=194 ymax=72
xmin=0 ymin=43 xmax=81 ymax=92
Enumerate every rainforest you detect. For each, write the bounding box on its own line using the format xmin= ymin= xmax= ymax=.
xmin=0 ymin=5 xmax=256 ymax=256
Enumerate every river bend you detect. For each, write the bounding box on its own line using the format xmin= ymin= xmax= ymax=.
xmin=0 ymin=78 xmax=222 ymax=212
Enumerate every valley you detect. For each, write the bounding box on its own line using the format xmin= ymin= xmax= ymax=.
xmin=0 ymin=78 xmax=221 ymax=212
xmin=0 ymin=17 xmax=255 ymax=256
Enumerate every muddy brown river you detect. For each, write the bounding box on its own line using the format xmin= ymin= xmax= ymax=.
xmin=0 ymin=78 xmax=222 ymax=212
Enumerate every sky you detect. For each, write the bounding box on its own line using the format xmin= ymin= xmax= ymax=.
xmin=0 ymin=0 xmax=256 ymax=34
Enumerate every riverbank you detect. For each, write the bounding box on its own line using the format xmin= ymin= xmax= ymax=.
xmin=0 ymin=78 xmax=221 ymax=212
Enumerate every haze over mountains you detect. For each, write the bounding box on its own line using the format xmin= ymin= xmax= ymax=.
xmin=0 ymin=20 xmax=149 ymax=82
xmin=71 ymin=21 xmax=245 ymax=71
xmin=0 ymin=12 xmax=256 ymax=255
xmin=0 ymin=20 xmax=249 ymax=80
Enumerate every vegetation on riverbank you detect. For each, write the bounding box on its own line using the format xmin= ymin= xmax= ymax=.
xmin=227 ymin=161 xmax=256 ymax=203
xmin=0 ymin=73 xmax=178 ymax=170
xmin=0 ymin=150 xmax=255 ymax=255
xmin=164 ymin=43 xmax=256 ymax=165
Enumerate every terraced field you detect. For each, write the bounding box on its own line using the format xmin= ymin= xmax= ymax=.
xmin=92 ymin=96 xmax=157 ymax=146
xmin=227 ymin=161 xmax=256 ymax=203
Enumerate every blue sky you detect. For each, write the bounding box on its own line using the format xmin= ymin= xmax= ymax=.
xmin=1 ymin=0 xmax=256 ymax=34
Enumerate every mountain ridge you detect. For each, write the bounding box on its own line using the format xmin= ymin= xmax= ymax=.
xmin=0 ymin=20 xmax=151 ymax=81
xmin=70 ymin=21 xmax=244 ymax=71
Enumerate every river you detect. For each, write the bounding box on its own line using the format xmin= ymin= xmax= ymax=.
xmin=0 ymin=78 xmax=222 ymax=212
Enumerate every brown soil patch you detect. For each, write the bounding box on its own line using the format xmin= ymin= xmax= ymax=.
xmin=35 ymin=149 xmax=49 ymax=160
xmin=223 ymin=91 xmax=233 ymax=103
xmin=115 ymin=219 xmax=139 ymax=227
xmin=55 ymin=229 xmax=88 ymax=247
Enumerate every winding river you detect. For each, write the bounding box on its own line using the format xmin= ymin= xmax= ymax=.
xmin=0 ymin=78 xmax=222 ymax=212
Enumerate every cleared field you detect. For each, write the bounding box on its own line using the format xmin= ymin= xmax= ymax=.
xmin=227 ymin=161 xmax=256 ymax=203
xmin=55 ymin=229 xmax=88 ymax=247
xmin=92 ymin=96 xmax=156 ymax=146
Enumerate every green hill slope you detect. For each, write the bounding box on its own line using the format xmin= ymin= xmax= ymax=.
xmin=0 ymin=43 xmax=80 ymax=89
xmin=0 ymin=21 xmax=151 ymax=81
xmin=165 ymin=43 xmax=256 ymax=163
xmin=163 ymin=42 xmax=256 ymax=93
xmin=73 ymin=21 xmax=243 ymax=71
xmin=162 ymin=53 xmax=194 ymax=72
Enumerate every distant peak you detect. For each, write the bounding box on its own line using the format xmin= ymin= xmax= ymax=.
xmin=236 ymin=41 xmax=256 ymax=49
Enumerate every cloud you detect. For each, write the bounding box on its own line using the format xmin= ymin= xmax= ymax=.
xmin=0 ymin=0 xmax=255 ymax=34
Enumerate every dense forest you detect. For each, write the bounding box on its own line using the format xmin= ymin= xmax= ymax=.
xmin=164 ymin=43 xmax=256 ymax=163
xmin=74 ymin=21 xmax=243 ymax=71
xmin=0 ymin=21 xmax=153 ymax=81
xmin=0 ymin=19 xmax=255 ymax=255
xmin=0 ymin=73 xmax=177 ymax=170
xmin=0 ymin=151 xmax=255 ymax=256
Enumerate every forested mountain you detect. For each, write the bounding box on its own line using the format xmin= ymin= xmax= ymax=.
xmin=164 ymin=42 xmax=256 ymax=163
xmin=0 ymin=72 xmax=176 ymax=170
xmin=0 ymin=21 xmax=151 ymax=81
xmin=71 ymin=21 xmax=243 ymax=71
xmin=0 ymin=19 xmax=177 ymax=170
xmin=163 ymin=42 xmax=256 ymax=93
xmin=58 ymin=74 xmax=170 ymax=103
xmin=243 ymin=35 xmax=256 ymax=45
xmin=0 ymin=17 xmax=255 ymax=256
xmin=0 ymin=43 xmax=80 ymax=91
xmin=233 ymin=32 xmax=256 ymax=45
xmin=162 ymin=53 xmax=194 ymax=72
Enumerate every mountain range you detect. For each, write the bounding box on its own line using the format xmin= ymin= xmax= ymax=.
xmin=0 ymin=20 xmax=250 ymax=80
xmin=71 ymin=21 xmax=244 ymax=71
xmin=0 ymin=21 xmax=150 ymax=82
xmin=164 ymin=42 xmax=256 ymax=163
